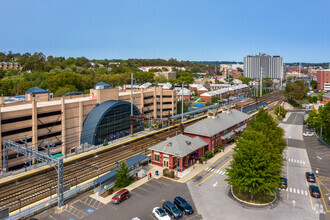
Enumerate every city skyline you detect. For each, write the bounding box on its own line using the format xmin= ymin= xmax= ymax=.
xmin=1 ymin=0 xmax=329 ymax=62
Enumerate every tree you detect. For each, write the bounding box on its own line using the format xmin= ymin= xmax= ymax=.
xmin=262 ymin=78 xmax=273 ymax=87
xmin=274 ymin=105 xmax=287 ymax=119
xmin=224 ymin=75 xmax=234 ymax=83
xmin=177 ymin=100 xmax=188 ymax=113
xmin=307 ymin=102 xmax=330 ymax=144
xmin=116 ymin=160 xmax=131 ymax=188
xmin=310 ymin=80 xmax=317 ymax=89
xmin=239 ymin=77 xmax=251 ymax=85
xmin=284 ymin=80 xmax=308 ymax=102
xmin=226 ymin=109 xmax=285 ymax=200
xmin=237 ymin=67 xmax=243 ymax=73
xmin=211 ymin=96 xmax=220 ymax=103
xmin=155 ymin=75 xmax=167 ymax=84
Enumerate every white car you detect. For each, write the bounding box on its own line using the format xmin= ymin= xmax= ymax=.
xmin=303 ymin=132 xmax=314 ymax=137
xmin=152 ymin=207 xmax=171 ymax=220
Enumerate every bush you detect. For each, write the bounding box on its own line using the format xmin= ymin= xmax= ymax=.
xmin=169 ymin=171 xmax=175 ymax=178
xmin=199 ymin=157 xmax=205 ymax=163
xmin=205 ymin=151 xmax=213 ymax=159
xmin=163 ymin=168 xmax=169 ymax=177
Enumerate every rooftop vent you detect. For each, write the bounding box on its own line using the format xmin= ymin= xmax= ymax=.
xmin=167 ymin=142 xmax=172 ymax=147
xmin=185 ymin=141 xmax=191 ymax=145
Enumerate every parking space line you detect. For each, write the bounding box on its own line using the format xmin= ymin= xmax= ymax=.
xmin=315 ymin=175 xmax=329 ymax=211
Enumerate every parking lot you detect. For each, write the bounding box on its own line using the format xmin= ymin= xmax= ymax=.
xmin=46 ymin=178 xmax=202 ymax=220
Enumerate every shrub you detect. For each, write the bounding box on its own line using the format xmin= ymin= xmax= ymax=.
xmin=163 ymin=168 xmax=169 ymax=177
xmin=169 ymin=171 xmax=175 ymax=178
xmin=205 ymin=151 xmax=213 ymax=159
xmin=199 ymin=157 xmax=205 ymax=163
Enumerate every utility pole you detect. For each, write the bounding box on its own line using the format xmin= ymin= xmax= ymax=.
xmin=260 ymin=66 xmax=263 ymax=97
xmin=181 ymin=83 xmax=184 ymax=123
xmin=130 ymin=72 xmax=134 ymax=136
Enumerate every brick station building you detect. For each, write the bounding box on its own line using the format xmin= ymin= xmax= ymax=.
xmin=149 ymin=107 xmax=251 ymax=171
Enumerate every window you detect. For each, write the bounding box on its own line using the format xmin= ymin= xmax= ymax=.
xmin=154 ymin=154 xmax=160 ymax=162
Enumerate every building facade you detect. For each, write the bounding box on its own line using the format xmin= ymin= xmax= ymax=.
xmin=149 ymin=107 xmax=250 ymax=171
xmin=316 ymin=69 xmax=330 ymax=91
xmin=0 ymin=62 xmax=21 ymax=71
xmin=244 ymin=53 xmax=283 ymax=79
xmin=0 ymin=82 xmax=177 ymax=170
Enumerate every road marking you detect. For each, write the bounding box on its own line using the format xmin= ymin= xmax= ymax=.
xmin=297 ymin=189 xmax=300 ymax=194
xmin=205 ymin=167 xmax=209 ymax=171
xmin=211 ymin=169 xmax=215 ymax=172
xmin=303 ymin=161 xmax=305 ymax=165
xmin=305 ymin=191 xmax=308 ymax=196
xmin=286 ymin=188 xmax=288 ymax=191
xmin=315 ymin=175 xmax=328 ymax=212
xmin=216 ymin=170 xmax=220 ymax=174
xmin=196 ymin=158 xmax=232 ymax=186
xmin=294 ymin=188 xmax=296 ymax=193
xmin=219 ymin=171 xmax=223 ymax=175
xmin=213 ymin=182 xmax=218 ymax=187
xmin=305 ymin=167 xmax=315 ymax=210
xmin=222 ymin=172 xmax=225 ymax=175
xmin=290 ymin=187 xmax=292 ymax=192
xmin=294 ymin=159 xmax=296 ymax=163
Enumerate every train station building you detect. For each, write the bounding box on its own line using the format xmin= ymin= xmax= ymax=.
xmin=0 ymin=82 xmax=177 ymax=170
xmin=149 ymin=107 xmax=251 ymax=171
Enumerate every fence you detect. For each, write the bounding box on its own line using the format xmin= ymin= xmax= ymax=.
xmin=4 ymin=179 xmax=95 ymax=220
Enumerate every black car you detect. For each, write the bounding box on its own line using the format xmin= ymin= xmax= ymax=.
xmin=305 ymin=172 xmax=316 ymax=183
xmin=174 ymin=196 xmax=194 ymax=215
xmin=309 ymin=185 xmax=321 ymax=198
xmin=280 ymin=177 xmax=287 ymax=189
xmin=163 ymin=201 xmax=182 ymax=219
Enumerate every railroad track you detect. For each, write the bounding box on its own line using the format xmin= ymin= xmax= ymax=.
xmin=0 ymin=91 xmax=284 ymax=212
xmin=0 ymin=118 xmax=201 ymax=212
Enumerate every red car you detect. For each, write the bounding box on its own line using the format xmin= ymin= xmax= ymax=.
xmin=111 ymin=189 xmax=130 ymax=204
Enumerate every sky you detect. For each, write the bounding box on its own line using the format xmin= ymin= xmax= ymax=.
xmin=1 ymin=0 xmax=329 ymax=63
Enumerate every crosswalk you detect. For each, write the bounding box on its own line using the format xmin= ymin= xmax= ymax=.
xmin=287 ymin=158 xmax=305 ymax=165
xmin=281 ymin=187 xmax=309 ymax=196
xmin=205 ymin=167 xmax=226 ymax=175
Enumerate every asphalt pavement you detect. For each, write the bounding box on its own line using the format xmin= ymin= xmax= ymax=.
xmin=44 ymin=178 xmax=202 ymax=220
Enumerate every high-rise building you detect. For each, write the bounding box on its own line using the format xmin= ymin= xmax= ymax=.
xmin=244 ymin=53 xmax=283 ymax=79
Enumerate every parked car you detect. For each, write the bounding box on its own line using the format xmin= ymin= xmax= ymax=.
xmin=111 ymin=189 xmax=130 ymax=204
xmin=303 ymin=132 xmax=314 ymax=137
xmin=174 ymin=196 xmax=194 ymax=215
xmin=305 ymin=172 xmax=316 ymax=183
xmin=280 ymin=177 xmax=288 ymax=189
xmin=309 ymin=185 xmax=321 ymax=198
xmin=162 ymin=201 xmax=182 ymax=219
xmin=152 ymin=207 xmax=171 ymax=220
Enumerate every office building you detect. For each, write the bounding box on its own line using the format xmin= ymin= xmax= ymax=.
xmin=316 ymin=69 xmax=330 ymax=91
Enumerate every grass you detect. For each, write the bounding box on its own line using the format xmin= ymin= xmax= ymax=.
xmin=232 ymin=187 xmax=275 ymax=204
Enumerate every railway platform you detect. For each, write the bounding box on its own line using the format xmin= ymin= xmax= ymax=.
xmin=0 ymin=128 xmax=156 ymax=185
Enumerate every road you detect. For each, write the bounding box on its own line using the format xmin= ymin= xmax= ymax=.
xmin=186 ymin=111 xmax=321 ymax=220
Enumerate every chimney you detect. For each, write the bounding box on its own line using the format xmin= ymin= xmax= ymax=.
xmin=167 ymin=142 xmax=172 ymax=147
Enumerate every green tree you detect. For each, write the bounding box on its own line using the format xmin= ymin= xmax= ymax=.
xmin=177 ymin=100 xmax=188 ymax=113
xmin=211 ymin=96 xmax=220 ymax=103
xmin=226 ymin=109 xmax=285 ymax=200
xmin=237 ymin=67 xmax=243 ymax=72
xmin=262 ymin=78 xmax=273 ymax=87
xmin=239 ymin=76 xmax=251 ymax=85
xmin=274 ymin=105 xmax=287 ymax=119
xmin=155 ymin=75 xmax=167 ymax=84
xmin=116 ymin=160 xmax=131 ymax=188
xmin=310 ymin=80 xmax=317 ymax=89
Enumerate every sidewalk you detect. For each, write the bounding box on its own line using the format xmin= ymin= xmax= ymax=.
xmin=90 ymin=144 xmax=235 ymax=204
